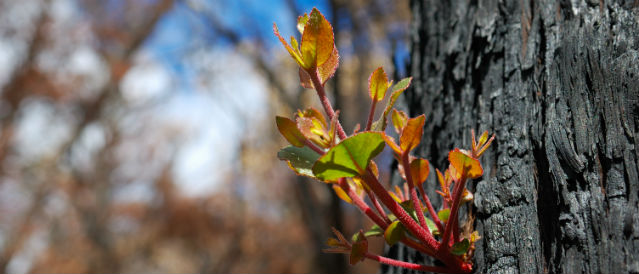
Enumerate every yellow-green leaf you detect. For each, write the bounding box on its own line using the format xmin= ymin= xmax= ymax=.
xmin=312 ymin=132 xmax=385 ymax=181
xmin=276 ymin=116 xmax=306 ymax=147
xmin=368 ymin=67 xmax=389 ymax=102
xmin=370 ymin=77 xmax=412 ymax=131
xmin=273 ymin=23 xmax=305 ymax=67
xmin=364 ymin=224 xmax=384 ymax=237
xmin=399 ymin=114 xmax=425 ymax=152
xmin=297 ymin=13 xmax=309 ymax=34
xmin=391 ymin=109 xmax=408 ymax=135
xmin=437 ymin=208 xmax=451 ymax=223
xmin=448 ymin=149 xmax=483 ymax=179
xmin=383 ymin=220 xmax=406 ymax=246
xmin=300 ymin=8 xmax=334 ymax=69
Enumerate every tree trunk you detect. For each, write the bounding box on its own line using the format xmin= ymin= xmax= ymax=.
xmin=383 ymin=0 xmax=639 ymax=273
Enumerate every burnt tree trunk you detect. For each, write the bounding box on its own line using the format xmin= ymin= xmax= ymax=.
xmin=383 ymin=0 xmax=639 ymax=273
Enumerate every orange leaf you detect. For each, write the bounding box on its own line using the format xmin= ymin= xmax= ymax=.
xmin=409 ymin=158 xmax=430 ymax=185
xmin=300 ymin=8 xmax=334 ymax=69
xmin=368 ymin=67 xmax=389 ymax=102
xmin=299 ymin=46 xmax=339 ymax=89
xmin=332 ymin=185 xmax=352 ymax=204
xmin=399 ymin=114 xmax=425 ymax=152
xmin=273 ymin=23 xmax=305 ymax=67
xmin=276 ymin=116 xmax=306 ymax=147
xmin=448 ymin=149 xmax=483 ymax=179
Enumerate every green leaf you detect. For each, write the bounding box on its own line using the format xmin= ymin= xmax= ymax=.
xmin=437 ymin=208 xmax=451 ymax=223
xmin=368 ymin=67 xmax=389 ymax=102
xmin=364 ymin=224 xmax=384 ymax=238
xmin=278 ymin=146 xmax=321 ymax=178
xmin=451 ymin=239 xmax=470 ymax=255
xmin=424 ymin=217 xmax=439 ymax=235
xmin=312 ymin=132 xmax=385 ymax=181
xmin=350 ymin=231 xmax=368 ymax=265
xmin=383 ymin=221 xmax=406 ymax=246
xmin=276 ymin=116 xmax=306 ymax=147
xmin=300 ymin=8 xmax=334 ymax=69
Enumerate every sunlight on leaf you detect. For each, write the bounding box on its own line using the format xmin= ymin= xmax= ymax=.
xmin=300 ymin=8 xmax=334 ymax=69
xmin=371 ymin=77 xmax=412 ymax=131
xmin=312 ymin=132 xmax=385 ymax=181
xmin=448 ymin=149 xmax=483 ymax=179
xmin=437 ymin=208 xmax=450 ymax=223
xmin=409 ymin=158 xmax=430 ymax=185
xmin=384 ymin=220 xmax=406 ymax=246
xmin=399 ymin=114 xmax=425 ymax=152
xmin=368 ymin=67 xmax=389 ymax=102
xmin=276 ymin=116 xmax=306 ymax=147
xmin=332 ymin=184 xmax=352 ymax=204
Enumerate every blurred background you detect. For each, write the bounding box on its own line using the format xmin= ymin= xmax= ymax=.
xmin=0 ymin=0 xmax=410 ymax=273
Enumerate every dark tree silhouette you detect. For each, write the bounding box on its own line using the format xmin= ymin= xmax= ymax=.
xmin=383 ymin=0 xmax=639 ymax=273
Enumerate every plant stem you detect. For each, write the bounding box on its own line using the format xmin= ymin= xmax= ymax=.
xmin=417 ymin=182 xmax=444 ymax=233
xmin=364 ymin=252 xmax=465 ymax=273
xmin=308 ymin=68 xmax=347 ymax=140
xmin=441 ymin=171 xmax=467 ymax=249
xmin=364 ymin=187 xmax=391 ymax=224
xmin=365 ymin=99 xmax=377 ymax=131
xmin=361 ymin=169 xmax=438 ymax=250
xmin=400 ymin=152 xmax=429 ymax=232
xmin=304 ymin=140 xmax=325 ymax=155
xmin=338 ymin=178 xmax=387 ymax=228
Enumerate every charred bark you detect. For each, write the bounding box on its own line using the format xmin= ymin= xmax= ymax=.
xmin=383 ymin=0 xmax=639 ymax=273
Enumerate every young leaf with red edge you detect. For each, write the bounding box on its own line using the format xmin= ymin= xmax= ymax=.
xmin=297 ymin=13 xmax=309 ymax=34
xmin=277 ymin=146 xmax=321 ymax=178
xmin=300 ymin=8 xmax=334 ymax=69
xmin=448 ymin=149 xmax=483 ymax=179
xmin=312 ymin=132 xmax=385 ymax=181
xmin=391 ymin=109 xmax=408 ymax=135
xmin=276 ymin=116 xmax=306 ymax=147
xmin=399 ymin=114 xmax=425 ymax=152
xmin=370 ymin=77 xmax=412 ymax=131
xmin=350 ymin=231 xmax=368 ymax=265
xmin=368 ymin=67 xmax=390 ymax=102
xmin=273 ymin=24 xmax=305 ymax=68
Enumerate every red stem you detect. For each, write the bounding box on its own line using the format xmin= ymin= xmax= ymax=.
xmin=365 ymin=99 xmax=377 ymax=131
xmin=304 ymin=140 xmax=325 ymax=155
xmin=364 ymin=187 xmax=391 ymax=224
xmin=308 ymin=68 xmax=347 ymax=140
xmin=417 ymin=183 xmax=444 ymax=233
xmin=400 ymin=152 xmax=429 ymax=231
xmin=361 ymin=169 xmax=439 ymax=250
xmin=364 ymin=252 xmax=470 ymax=273
xmin=441 ymin=171 xmax=467 ymax=249
xmin=338 ymin=179 xmax=387 ymax=228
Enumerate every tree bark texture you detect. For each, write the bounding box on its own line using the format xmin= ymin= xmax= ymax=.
xmin=383 ymin=0 xmax=639 ymax=273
